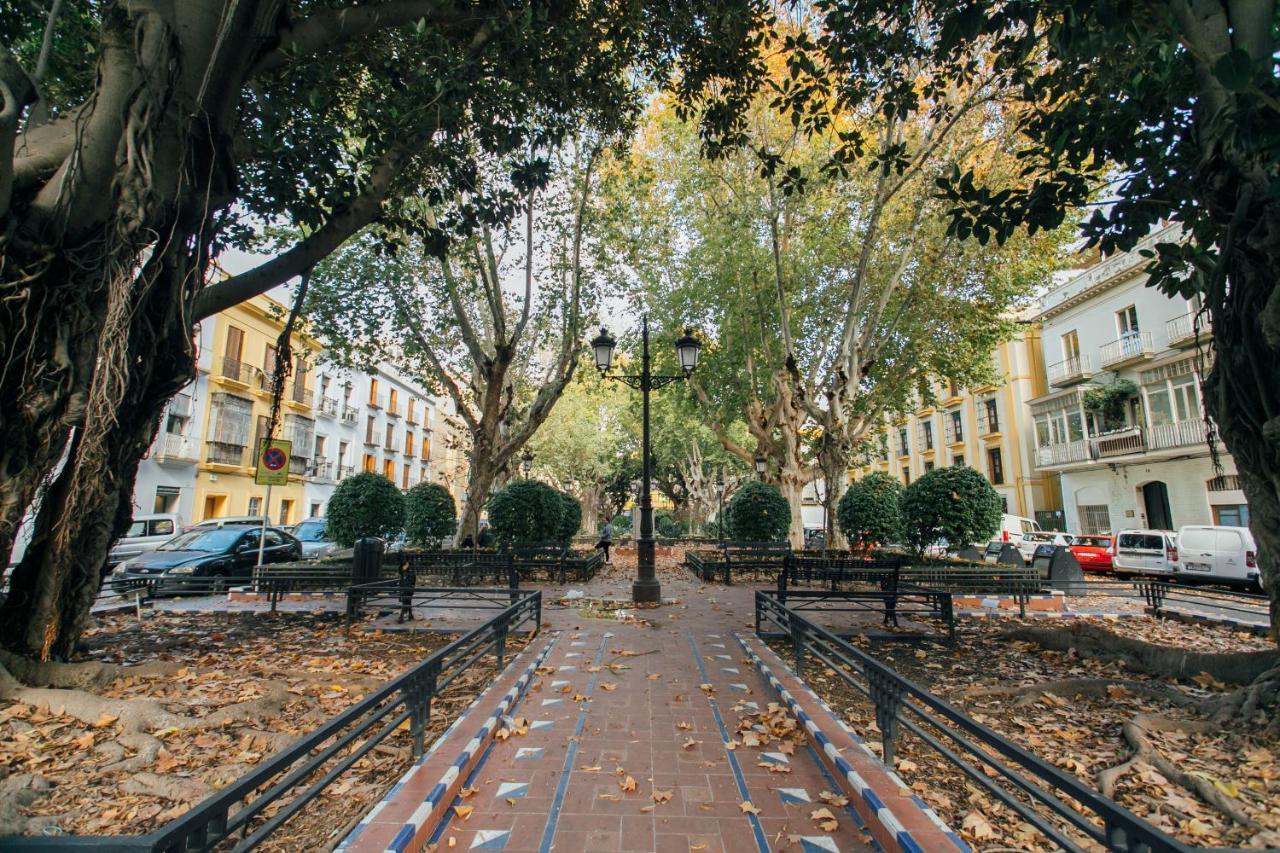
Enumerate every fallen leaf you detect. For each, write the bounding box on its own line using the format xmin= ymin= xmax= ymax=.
xmin=600 ymin=683 xmax=617 ymax=692
xmin=652 ymin=789 xmax=673 ymax=804
xmin=459 ymin=785 xmax=479 ymax=799
xmin=961 ymin=811 xmax=995 ymax=840
xmin=453 ymin=805 xmax=473 ymax=820
xmin=682 ymin=737 xmax=699 ymax=750
xmin=92 ymin=713 xmax=119 ymax=729
xmin=619 ymin=775 xmax=637 ymax=793
xmin=676 ymin=721 xmax=691 ymax=731
xmin=740 ymin=800 xmax=760 ymax=815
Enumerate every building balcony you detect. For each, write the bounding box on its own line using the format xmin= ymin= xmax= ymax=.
xmin=1035 ymin=439 xmax=1091 ymax=468
xmin=1047 ymin=354 xmax=1095 ymax=387
xmin=317 ymin=396 xmax=339 ymax=418
xmin=1100 ymin=332 xmax=1155 ymax=370
xmin=977 ymin=411 xmax=1001 ymax=437
xmin=215 ymin=357 xmax=261 ymax=388
xmin=337 ymin=464 xmax=355 ymax=480
xmin=1149 ymin=418 xmax=1211 ymax=451
xmin=1166 ymin=312 xmax=1211 ymax=348
xmin=308 ymin=459 xmax=335 ymax=482
xmin=364 ymin=431 xmax=383 ymax=447
xmin=287 ymin=382 xmax=313 ymax=408
xmin=152 ymin=433 xmax=199 ymax=464
xmin=205 ymin=441 xmax=246 ymax=468
xmin=168 ymin=393 xmax=194 ymax=419
xmin=341 ymin=405 xmax=358 ymax=424
xmin=385 ymin=402 xmax=400 ymax=419
xmin=1093 ymin=426 xmax=1146 ymax=459
xmin=288 ymin=456 xmax=310 ymax=476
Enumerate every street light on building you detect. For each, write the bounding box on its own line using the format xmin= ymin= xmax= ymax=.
xmin=590 ymin=317 xmax=701 ymax=603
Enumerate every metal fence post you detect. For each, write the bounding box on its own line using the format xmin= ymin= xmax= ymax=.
xmin=508 ymin=554 xmax=519 ymax=605
xmin=398 ymin=561 xmax=414 ymax=624
xmin=790 ymin=616 xmax=806 ymax=676
xmin=778 ymin=555 xmax=790 ymax=605
xmin=407 ymin=661 xmax=440 ymax=758
xmin=495 ymin=620 xmax=509 ymax=670
xmin=864 ymin=661 xmax=905 ymax=767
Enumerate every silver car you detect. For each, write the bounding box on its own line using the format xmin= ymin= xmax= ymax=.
xmin=292 ymin=518 xmax=338 ymax=559
xmin=107 ymin=513 xmax=181 ymax=570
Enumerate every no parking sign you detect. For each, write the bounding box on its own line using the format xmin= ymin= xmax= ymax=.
xmin=255 ymin=438 xmax=292 ymax=486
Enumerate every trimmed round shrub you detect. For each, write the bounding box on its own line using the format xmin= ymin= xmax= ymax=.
xmin=325 ymin=472 xmax=406 ymax=547
xmin=837 ymin=472 xmax=903 ymax=548
xmin=486 ymin=480 xmax=564 ymax=546
xmin=609 ymin=513 xmax=631 ymax=535
xmin=725 ymin=481 xmax=790 ymax=542
xmin=556 ymin=491 xmax=582 ymax=543
xmin=654 ymin=509 xmax=685 ymax=538
xmin=405 ymin=482 xmax=457 ymax=547
xmin=900 ymin=466 xmax=1002 ymax=553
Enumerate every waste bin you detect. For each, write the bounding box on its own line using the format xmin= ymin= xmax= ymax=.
xmin=353 ymin=537 xmax=385 ymax=585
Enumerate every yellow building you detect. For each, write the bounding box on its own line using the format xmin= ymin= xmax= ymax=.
xmin=852 ymin=325 xmax=1062 ymax=524
xmin=192 ymin=294 xmax=323 ymax=526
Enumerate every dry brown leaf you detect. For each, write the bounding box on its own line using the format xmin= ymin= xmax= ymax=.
xmin=619 ymin=775 xmax=637 ymax=793
xmin=600 ymin=683 xmax=618 ymax=692
xmin=652 ymin=789 xmax=673 ymax=804
xmin=676 ymin=721 xmax=691 ymax=731
xmin=459 ymin=785 xmax=479 ymax=799
xmin=453 ymin=805 xmax=473 ymax=820
xmin=682 ymin=737 xmax=699 ymax=750
xmin=740 ymin=800 xmax=760 ymax=815
xmin=92 ymin=713 xmax=119 ymax=729
xmin=961 ymin=811 xmax=995 ymax=840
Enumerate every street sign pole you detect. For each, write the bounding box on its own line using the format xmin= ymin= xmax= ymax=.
xmin=253 ymin=438 xmax=292 ymax=573
xmin=257 ymin=483 xmax=272 ymax=568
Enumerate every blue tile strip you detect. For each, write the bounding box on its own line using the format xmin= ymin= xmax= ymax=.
xmin=536 ymin=634 xmax=609 ymax=853
xmin=735 ymin=634 xmax=968 ymax=853
xmin=336 ymin=634 xmax=558 ymax=852
xmin=686 ymin=633 xmax=770 ymax=853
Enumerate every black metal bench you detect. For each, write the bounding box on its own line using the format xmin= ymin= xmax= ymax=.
xmin=720 ymin=541 xmax=791 ymax=584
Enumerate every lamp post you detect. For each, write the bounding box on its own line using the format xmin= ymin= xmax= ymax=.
xmin=591 ymin=316 xmax=701 ymax=603
xmin=754 ymin=454 xmax=767 ymax=481
xmin=520 ymin=449 xmax=534 ymax=477
xmin=715 ymin=472 xmax=726 ymax=547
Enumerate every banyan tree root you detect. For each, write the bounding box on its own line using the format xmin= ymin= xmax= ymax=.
xmin=1096 ymin=714 xmax=1259 ymax=829
xmin=960 ymin=677 xmax=1199 ymax=708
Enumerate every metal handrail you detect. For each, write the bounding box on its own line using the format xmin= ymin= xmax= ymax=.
xmin=4 ymin=589 xmax=542 ymax=851
xmin=755 ymin=591 xmax=1201 ymax=852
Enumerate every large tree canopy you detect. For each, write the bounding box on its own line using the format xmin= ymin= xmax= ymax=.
xmin=0 ymin=0 xmax=769 ymax=659
xmin=780 ymin=0 xmax=1280 ymax=637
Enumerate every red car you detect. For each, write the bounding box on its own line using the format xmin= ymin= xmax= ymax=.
xmin=1070 ymin=535 xmax=1114 ymax=572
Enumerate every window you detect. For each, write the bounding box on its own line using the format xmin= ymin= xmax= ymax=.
xmin=153 ymin=486 xmax=181 ymax=514
xmin=1078 ymin=505 xmax=1112 ymax=535
xmin=924 ymin=460 xmax=934 ymax=472
xmin=421 ymin=435 xmax=430 ymax=460
xmin=1208 ymin=474 xmax=1241 ymax=492
xmin=384 ymin=427 xmax=395 ymax=450
xmin=987 ymin=448 xmax=1004 ymax=484
xmin=402 ymin=464 xmax=411 ymax=489
xmin=407 ymin=399 xmax=416 ymax=423
xmin=953 ymin=454 xmax=965 ymax=467
xmin=948 ymin=379 xmax=960 ymax=398
xmin=320 ymin=375 xmax=330 ymax=397
xmin=1147 ymin=374 xmax=1200 ymax=426
xmin=406 ymin=431 xmax=415 ymax=456
xmin=264 ymin=344 xmax=278 ymax=377
xmin=363 ymin=453 xmax=375 ymax=472
xmin=383 ymin=459 xmax=394 ymax=480
xmin=1000 ymin=497 xmax=1009 ymax=513
xmin=901 ymin=467 xmax=910 ymax=485
xmin=922 ymin=421 xmax=934 ymax=450
xmin=366 ymin=415 xmax=376 ymax=443
xmin=981 ymin=398 xmax=999 ymax=433
xmin=1117 ymin=305 xmax=1139 ymax=337
xmin=898 ymin=428 xmax=909 ymax=455
xmin=389 ymin=389 xmax=399 ymax=415
xmin=265 ymin=528 xmax=286 ymax=547
xmin=315 ymin=434 xmax=326 ymax=459
xmin=368 ymin=378 xmax=379 ymax=406
xmin=247 ymin=496 xmax=262 ymax=516
xmin=1061 ymin=330 xmax=1081 ymax=361
xmin=224 ymin=325 xmax=245 ymax=362
xmin=338 ymin=440 xmax=349 ymax=464
xmin=310 ymin=502 xmax=321 ymax=518
xmin=948 ymin=410 xmax=963 ymax=443
xmin=1213 ymin=504 xmax=1250 ymax=527
xmin=1034 ymin=408 xmax=1085 ymax=446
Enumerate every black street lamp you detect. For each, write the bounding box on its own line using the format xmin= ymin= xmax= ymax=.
xmin=591 ymin=316 xmax=701 ymax=603
xmin=754 ymin=454 xmax=767 ymax=481
xmin=520 ymin=449 xmax=534 ymax=477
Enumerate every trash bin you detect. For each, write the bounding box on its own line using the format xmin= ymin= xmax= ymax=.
xmin=353 ymin=537 xmax=385 ymax=585
xmin=1033 ymin=544 xmax=1085 ymax=597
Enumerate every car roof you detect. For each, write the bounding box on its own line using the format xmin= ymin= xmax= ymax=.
xmin=1116 ymin=528 xmax=1172 ymax=535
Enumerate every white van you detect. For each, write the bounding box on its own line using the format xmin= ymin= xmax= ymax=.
xmin=1112 ymin=529 xmax=1179 ymax=577
xmin=1176 ymin=525 xmax=1260 ymax=590
xmin=997 ymin=514 xmax=1041 ymax=544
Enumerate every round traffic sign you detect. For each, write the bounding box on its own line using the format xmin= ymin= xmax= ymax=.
xmin=262 ymin=446 xmax=287 ymax=471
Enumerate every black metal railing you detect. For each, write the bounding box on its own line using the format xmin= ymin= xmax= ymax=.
xmin=755 ymin=591 xmax=1201 ymax=852
xmin=3 ymin=589 xmax=541 ymax=851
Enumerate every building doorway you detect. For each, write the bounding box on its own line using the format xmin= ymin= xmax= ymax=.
xmin=1141 ymin=481 xmax=1173 ymax=530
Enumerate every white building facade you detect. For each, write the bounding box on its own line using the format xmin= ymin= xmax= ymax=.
xmin=1029 ymin=224 xmax=1247 ymax=535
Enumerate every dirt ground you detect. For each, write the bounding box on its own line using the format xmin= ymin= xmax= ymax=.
xmin=0 ymin=610 xmax=521 ymax=849
xmin=779 ymin=615 xmax=1280 ymax=851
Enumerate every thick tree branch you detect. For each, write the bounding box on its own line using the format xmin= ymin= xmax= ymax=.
xmin=193 ymin=146 xmax=408 ymax=320
xmin=250 ymin=0 xmax=490 ymax=78
xmin=389 ymin=287 xmax=481 ymax=434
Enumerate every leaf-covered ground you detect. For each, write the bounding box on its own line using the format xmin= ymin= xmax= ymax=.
xmin=781 ymin=616 xmax=1279 ymax=851
xmin=0 ymin=611 xmax=522 ymax=848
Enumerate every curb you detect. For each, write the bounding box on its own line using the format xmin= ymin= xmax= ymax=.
xmin=736 ymin=634 xmax=968 ymax=853
xmin=338 ymin=633 xmax=559 ymax=852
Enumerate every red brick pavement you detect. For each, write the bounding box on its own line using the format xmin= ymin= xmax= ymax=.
xmin=350 ymin=556 xmax=883 ymax=852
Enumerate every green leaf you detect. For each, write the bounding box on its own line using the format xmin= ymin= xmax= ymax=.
xmin=1212 ymin=49 xmax=1253 ymax=92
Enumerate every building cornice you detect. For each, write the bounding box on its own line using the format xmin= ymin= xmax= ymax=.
xmin=1037 ymin=224 xmax=1184 ymax=322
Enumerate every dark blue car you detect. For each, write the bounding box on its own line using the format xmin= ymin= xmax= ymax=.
xmin=110 ymin=524 xmax=299 ymax=594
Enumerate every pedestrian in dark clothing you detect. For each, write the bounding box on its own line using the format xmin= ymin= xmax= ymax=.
xmin=596 ymin=524 xmax=612 ymax=563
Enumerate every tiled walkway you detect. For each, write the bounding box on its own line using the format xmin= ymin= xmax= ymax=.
xmin=353 ymin=559 xmax=876 ymax=853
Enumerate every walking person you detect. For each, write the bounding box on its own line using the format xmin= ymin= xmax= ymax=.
xmin=596 ymin=523 xmax=612 ymax=564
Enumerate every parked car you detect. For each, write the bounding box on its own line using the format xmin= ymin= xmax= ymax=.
xmin=292 ymin=518 xmax=339 ymax=559
xmin=1069 ymin=535 xmax=1115 ymax=572
xmin=1111 ymin=529 xmax=1179 ymax=578
xmin=1175 ymin=525 xmax=1260 ymax=590
xmin=106 ymin=513 xmax=181 ymax=571
xmin=112 ymin=524 xmax=300 ymax=594
xmin=803 ymin=528 xmax=827 ymax=551
xmin=1016 ymin=531 xmax=1074 ymax=565
xmin=187 ymin=515 xmax=269 ymax=532
xmin=997 ymin=513 xmax=1041 ymax=544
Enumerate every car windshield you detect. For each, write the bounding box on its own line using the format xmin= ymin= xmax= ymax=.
xmin=294 ymin=521 xmax=327 ymax=542
xmin=159 ymin=528 xmax=245 ymax=552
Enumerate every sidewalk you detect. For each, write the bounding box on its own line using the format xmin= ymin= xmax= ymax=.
xmin=346 ymin=559 xmax=879 ymax=852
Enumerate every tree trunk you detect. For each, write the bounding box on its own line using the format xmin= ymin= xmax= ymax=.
xmin=776 ymin=469 xmax=806 ymax=548
xmin=454 ymin=447 xmax=500 ymax=546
